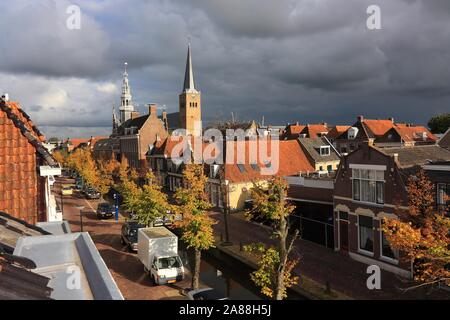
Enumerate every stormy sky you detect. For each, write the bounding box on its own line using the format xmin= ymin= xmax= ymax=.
xmin=0 ymin=0 xmax=449 ymax=139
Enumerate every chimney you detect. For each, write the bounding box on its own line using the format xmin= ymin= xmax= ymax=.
xmin=149 ymin=103 xmax=157 ymax=118
xmin=389 ymin=117 xmax=394 ymax=124
xmin=357 ymin=115 xmax=364 ymax=122
xmin=162 ymin=110 xmax=168 ymax=129
xmin=131 ymin=111 xmax=140 ymax=120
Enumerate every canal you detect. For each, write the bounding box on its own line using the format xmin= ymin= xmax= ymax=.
xmin=179 ymin=244 xmax=306 ymax=300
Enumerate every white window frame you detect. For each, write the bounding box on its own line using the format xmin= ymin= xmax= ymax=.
xmin=437 ymin=183 xmax=448 ymax=205
xmin=357 ymin=215 xmax=375 ymax=256
xmin=320 ymin=146 xmax=331 ymax=156
xmin=379 ymin=226 xmax=399 ymax=264
xmin=351 ymin=168 xmax=385 ymax=205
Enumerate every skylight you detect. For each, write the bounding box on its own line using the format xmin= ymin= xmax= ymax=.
xmin=237 ymin=164 xmax=246 ymax=173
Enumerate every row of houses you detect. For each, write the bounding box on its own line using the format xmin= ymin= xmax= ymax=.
xmin=144 ymin=119 xmax=450 ymax=279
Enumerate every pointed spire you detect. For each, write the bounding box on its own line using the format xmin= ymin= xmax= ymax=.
xmin=183 ymin=44 xmax=197 ymax=93
xmin=122 ymin=62 xmax=130 ymax=96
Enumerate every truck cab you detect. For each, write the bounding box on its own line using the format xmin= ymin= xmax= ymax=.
xmin=137 ymin=227 xmax=185 ymax=286
xmin=148 ymin=255 xmax=184 ymax=285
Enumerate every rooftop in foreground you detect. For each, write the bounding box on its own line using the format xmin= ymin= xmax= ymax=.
xmin=13 ymin=233 xmax=123 ymax=300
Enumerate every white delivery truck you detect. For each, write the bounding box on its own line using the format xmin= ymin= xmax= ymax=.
xmin=137 ymin=227 xmax=184 ymax=285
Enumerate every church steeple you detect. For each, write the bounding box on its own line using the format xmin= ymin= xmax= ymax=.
xmin=112 ymin=105 xmax=119 ymax=136
xmin=179 ymin=43 xmax=202 ymax=136
xmin=119 ymin=62 xmax=134 ymax=123
xmin=182 ymin=44 xmax=198 ymax=94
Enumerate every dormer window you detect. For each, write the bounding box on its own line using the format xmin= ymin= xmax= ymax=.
xmin=348 ymin=127 xmax=359 ymax=140
xmin=320 ymin=146 xmax=331 ymax=156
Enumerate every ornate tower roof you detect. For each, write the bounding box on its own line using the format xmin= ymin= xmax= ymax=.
xmin=119 ymin=62 xmax=134 ymax=123
xmin=182 ymin=44 xmax=198 ymax=94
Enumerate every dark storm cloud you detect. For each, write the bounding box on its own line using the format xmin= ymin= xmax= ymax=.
xmin=0 ymin=0 xmax=449 ymax=137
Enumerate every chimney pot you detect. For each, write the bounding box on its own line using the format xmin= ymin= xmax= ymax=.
xmin=357 ymin=115 xmax=364 ymax=122
xmin=149 ymin=103 xmax=157 ymax=118
xmin=131 ymin=111 xmax=140 ymax=120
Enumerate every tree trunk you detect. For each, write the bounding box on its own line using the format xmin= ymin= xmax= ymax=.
xmin=192 ymin=249 xmax=201 ymax=290
xmin=275 ymin=216 xmax=288 ymax=300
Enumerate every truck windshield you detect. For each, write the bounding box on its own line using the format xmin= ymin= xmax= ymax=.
xmin=156 ymin=256 xmax=182 ymax=269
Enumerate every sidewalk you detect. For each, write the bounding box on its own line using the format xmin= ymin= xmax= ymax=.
xmin=211 ymin=211 xmax=449 ymax=300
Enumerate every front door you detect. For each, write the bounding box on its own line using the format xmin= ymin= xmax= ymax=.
xmin=339 ymin=221 xmax=349 ymax=252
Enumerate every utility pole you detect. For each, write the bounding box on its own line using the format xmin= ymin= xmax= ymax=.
xmin=219 ymin=137 xmax=233 ymax=246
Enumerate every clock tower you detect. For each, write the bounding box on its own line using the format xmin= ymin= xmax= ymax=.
xmin=179 ymin=44 xmax=202 ymax=136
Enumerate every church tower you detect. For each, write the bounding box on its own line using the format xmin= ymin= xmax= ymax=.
xmin=179 ymin=44 xmax=202 ymax=136
xmin=112 ymin=105 xmax=119 ymax=136
xmin=119 ymin=62 xmax=134 ymax=123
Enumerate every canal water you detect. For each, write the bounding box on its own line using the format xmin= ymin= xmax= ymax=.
xmin=179 ymin=244 xmax=306 ymax=300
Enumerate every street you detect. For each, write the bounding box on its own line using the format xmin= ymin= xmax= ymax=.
xmin=54 ymin=176 xmax=190 ymax=300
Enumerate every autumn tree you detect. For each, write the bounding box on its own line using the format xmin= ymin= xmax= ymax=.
xmin=123 ymin=171 xmax=171 ymax=227
xmin=174 ymin=164 xmax=215 ymax=290
xmin=245 ymin=177 xmax=300 ymax=300
xmin=52 ymin=149 xmax=68 ymax=167
xmin=383 ymin=170 xmax=450 ymax=290
xmin=95 ymin=158 xmax=119 ymax=195
xmin=66 ymin=147 xmax=110 ymax=196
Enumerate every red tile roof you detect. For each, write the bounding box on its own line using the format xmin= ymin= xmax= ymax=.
xmin=150 ymin=136 xmax=218 ymax=161
xmin=282 ymin=123 xmax=329 ymax=139
xmin=362 ymin=119 xmax=394 ymax=137
xmin=0 ymin=100 xmax=55 ymax=223
xmin=281 ymin=124 xmax=306 ymax=140
xmin=224 ymin=140 xmax=315 ymax=183
xmin=393 ymin=124 xmax=437 ymax=143
xmin=304 ymin=124 xmax=329 ymax=138
xmin=327 ymin=126 xmax=351 ymax=139
xmin=1 ymin=102 xmax=45 ymax=142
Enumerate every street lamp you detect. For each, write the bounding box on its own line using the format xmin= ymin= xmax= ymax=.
xmin=221 ymin=179 xmax=233 ymax=247
xmin=75 ymin=205 xmax=85 ymax=232
xmin=113 ymin=193 xmax=119 ymax=222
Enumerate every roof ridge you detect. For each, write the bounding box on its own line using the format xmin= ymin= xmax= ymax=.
xmin=0 ymin=100 xmax=57 ymax=166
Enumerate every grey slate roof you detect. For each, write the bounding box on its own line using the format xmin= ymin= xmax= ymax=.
xmin=381 ymin=145 xmax=450 ymax=168
xmin=438 ymin=128 xmax=450 ymax=150
xmin=0 ymin=255 xmax=53 ymax=300
xmin=0 ymin=211 xmax=50 ymax=254
xmin=298 ymin=137 xmax=340 ymax=163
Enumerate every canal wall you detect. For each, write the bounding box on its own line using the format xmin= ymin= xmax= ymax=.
xmin=212 ymin=241 xmax=353 ymax=300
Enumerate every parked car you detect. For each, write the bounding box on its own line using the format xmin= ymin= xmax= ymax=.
xmin=137 ymin=227 xmax=184 ymax=285
xmin=75 ymin=177 xmax=84 ymax=190
xmin=121 ymin=220 xmax=146 ymax=252
xmin=70 ymin=170 xmax=79 ymax=179
xmin=96 ymin=203 xmax=115 ymax=220
xmin=153 ymin=210 xmax=183 ymax=227
xmin=85 ymin=187 xmax=101 ymax=200
xmin=61 ymin=185 xmax=73 ymax=196
xmin=187 ymin=288 xmax=229 ymax=300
